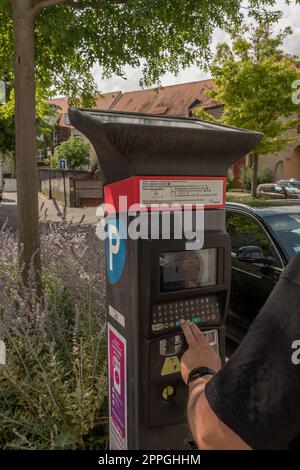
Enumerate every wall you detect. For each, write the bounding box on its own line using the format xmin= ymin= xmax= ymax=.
xmin=40 ymin=173 xmax=102 ymax=207
xmin=260 ymin=142 xmax=300 ymax=181
xmin=260 ymin=151 xmax=285 ymax=181
xmin=4 ymin=178 xmax=17 ymax=192
xmin=284 ymin=145 xmax=300 ymax=179
xmin=71 ymin=177 xmax=102 ymax=207
xmin=41 ymin=176 xmax=71 ymax=206
xmin=38 ymin=168 xmax=89 ymax=183
xmin=258 ymin=122 xmax=300 ymax=181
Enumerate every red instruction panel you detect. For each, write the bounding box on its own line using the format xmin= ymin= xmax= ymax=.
xmin=104 ymin=176 xmax=226 ymax=212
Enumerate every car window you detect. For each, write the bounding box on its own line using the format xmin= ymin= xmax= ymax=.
xmin=265 ymin=213 xmax=300 ymax=259
xmin=226 ymin=211 xmax=281 ymax=267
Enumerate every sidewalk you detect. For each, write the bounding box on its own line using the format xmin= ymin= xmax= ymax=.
xmin=0 ymin=192 xmax=18 ymax=230
xmin=38 ymin=192 xmax=98 ymax=225
xmin=226 ymin=191 xmax=250 ymax=198
xmin=0 ymin=192 xmax=98 ymax=231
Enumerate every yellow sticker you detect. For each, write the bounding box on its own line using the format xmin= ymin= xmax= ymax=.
xmin=162 ymin=386 xmax=175 ymax=401
xmin=160 ymin=356 xmax=181 ymax=376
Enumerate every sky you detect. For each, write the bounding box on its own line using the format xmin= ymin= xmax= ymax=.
xmin=93 ymin=0 xmax=300 ymax=94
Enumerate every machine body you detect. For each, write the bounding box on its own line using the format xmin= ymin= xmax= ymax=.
xmin=69 ymin=109 xmax=262 ymax=450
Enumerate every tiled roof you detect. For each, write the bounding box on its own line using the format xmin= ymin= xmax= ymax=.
xmin=111 ymin=79 xmax=217 ymax=117
xmin=49 ymin=92 xmax=122 ymax=126
xmin=49 ymin=79 xmax=219 ymax=125
xmin=49 ymin=96 xmax=68 ymax=114
xmin=95 ymin=92 xmax=123 ymax=110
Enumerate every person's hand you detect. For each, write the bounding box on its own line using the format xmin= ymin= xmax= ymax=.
xmin=180 ymin=320 xmax=222 ymax=384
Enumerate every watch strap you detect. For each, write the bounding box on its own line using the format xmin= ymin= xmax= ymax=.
xmin=187 ymin=366 xmax=217 ymax=384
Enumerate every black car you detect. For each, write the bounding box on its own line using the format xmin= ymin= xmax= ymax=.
xmin=226 ymin=200 xmax=300 ymax=347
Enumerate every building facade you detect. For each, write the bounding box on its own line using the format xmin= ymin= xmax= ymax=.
xmin=48 ymin=80 xmax=300 ymax=184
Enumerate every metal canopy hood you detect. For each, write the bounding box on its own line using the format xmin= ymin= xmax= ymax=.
xmin=69 ymin=108 xmax=262 ymax=184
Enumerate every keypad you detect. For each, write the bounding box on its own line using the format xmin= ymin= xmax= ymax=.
xmin=151 ymin=296 xmax=221 ymax=333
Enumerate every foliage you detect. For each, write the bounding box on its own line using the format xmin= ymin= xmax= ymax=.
xmin=0 ymin=210 xmax=108 ymax=449
xmin=239 ymin=166 xmax=272 ymax=190
xmin=0 ymin=0 xmax=287 ymax=104
xmin=0 ymin=79 xmax=56 ymax=160
xmin=0 ymin=104 xmax=14 ymax=157
xmin=226 ymin=194 xmax=280 ymax=206
xmin=47 ymin=136 xmax=90 ymax=170
xmin=194 ymin=13 xmax=300 ymax=157
xmin=226 ymin=174 xmax=236 ymax=191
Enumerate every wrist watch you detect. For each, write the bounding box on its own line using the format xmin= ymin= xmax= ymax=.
xmin=187 ymin=366 xmax=217 ymax=384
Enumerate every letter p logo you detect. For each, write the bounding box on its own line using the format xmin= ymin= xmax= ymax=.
xmin=109 ymin=224 xmax=120 ymax=272
xmin=106 ymin=219 xmax=126 ymax=284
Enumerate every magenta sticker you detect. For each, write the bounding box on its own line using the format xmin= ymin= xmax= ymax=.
xmin=108 ymin=324 xmax=127 ymax=449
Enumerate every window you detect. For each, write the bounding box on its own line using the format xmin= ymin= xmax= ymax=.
xmin=274 ymin=185 xmax=284 ymax=194
xmin=266 ymin=213 xmax=300 ymax=258
xmin=226 ymin=211 xmax=281 ymax=267
xmin=54 ymin=131 xmax=58 ymax=146
xmin=259 ymin=185 xmax=269 ymax=192
xmin=64 ymin=113 xmax=70 ymax=125
xmin=36 ymin=150 xmax=44 ymax=163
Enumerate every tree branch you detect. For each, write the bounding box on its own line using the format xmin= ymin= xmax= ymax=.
xmin=67 ymin=0 xmax=127 ymax=7
xmin=31 ymin=0 xmax=67 ymax=16
xmin=32 ymin=0 xmax=126 ymax=15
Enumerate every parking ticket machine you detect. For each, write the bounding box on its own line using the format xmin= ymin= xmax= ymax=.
xmin=69 ymin=109 xmax=262 ymax=450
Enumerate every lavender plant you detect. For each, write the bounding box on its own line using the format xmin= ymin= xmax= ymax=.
xmin=0 ymin=208 xmax=108 ymax=450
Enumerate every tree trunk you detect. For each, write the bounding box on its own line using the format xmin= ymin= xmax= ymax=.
xmin=12 ymin=0 xmax=41 ymax=286
xmin=251 ymin=153 xmax=259 ymax=198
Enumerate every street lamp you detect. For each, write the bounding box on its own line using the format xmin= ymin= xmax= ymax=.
xmin=47 ymin=147 xmax=53 ymax=200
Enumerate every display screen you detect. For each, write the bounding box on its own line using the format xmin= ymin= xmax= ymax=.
xmin=160 ymin=248 xmax=217 ymax=292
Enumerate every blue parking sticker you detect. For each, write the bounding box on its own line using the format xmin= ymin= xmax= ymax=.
xmin=106 ymin=219 xmax=126 ymax=285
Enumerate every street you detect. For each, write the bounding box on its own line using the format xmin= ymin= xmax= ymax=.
xmin=0 ymin=192 xmax=99 ymax=232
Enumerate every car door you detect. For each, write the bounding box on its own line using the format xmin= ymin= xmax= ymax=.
xmin=226 ymin=210 xmax=284 ymax=342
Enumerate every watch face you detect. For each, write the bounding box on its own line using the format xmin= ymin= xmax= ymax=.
xmin=191 ymin=370 xmax=200 ymax=378
xmin=188 ymin=367 xmax=214 ymax=383
xmin=189 ymin=368 xmax=204 ymax=382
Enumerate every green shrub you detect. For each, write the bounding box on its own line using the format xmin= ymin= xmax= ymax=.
xmin=226 ymin=175 xmax=236 ymax=191
xmin=239 ymin=166 xmax=272 ymax=191
xmin=0 ymin=218 xmax=108 ymax=450
xmin=46 ymin=136 xmax=90 ymax=170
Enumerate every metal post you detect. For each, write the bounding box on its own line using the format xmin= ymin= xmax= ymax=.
xmin=62 ymin=169 xmax=67 ymax=206
xmin=0 ymin=155 xmax=4 ymax=189
xmin=0 ymin=155 xmax=3 ymax=202
xmin=48 ymin=153 xmax=53 ymax=200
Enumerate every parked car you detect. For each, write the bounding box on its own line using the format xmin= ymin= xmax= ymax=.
xmin=256 ymin=183 xmax=286 ymax=199
xmin=276 ymin=179 xmax=300 ymax=198
xmin=276 ymin=178 xmax=300 ymax=189
xmin=226 ymin=200 xmax=300 ymax=348
xmin=257 ymin=182 xmax=300 ymax=199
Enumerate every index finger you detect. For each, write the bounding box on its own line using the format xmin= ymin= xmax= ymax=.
xmin=180 ymin=320 xmax=196 ymax=346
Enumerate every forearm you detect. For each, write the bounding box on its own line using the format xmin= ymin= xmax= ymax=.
xmin=181 ymin=320 xmax=250 ymax=449
xmin=187 ymin=377 xmax=251 ymax=450
xmin=187 ymin=376 xmax=212 ymax=448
